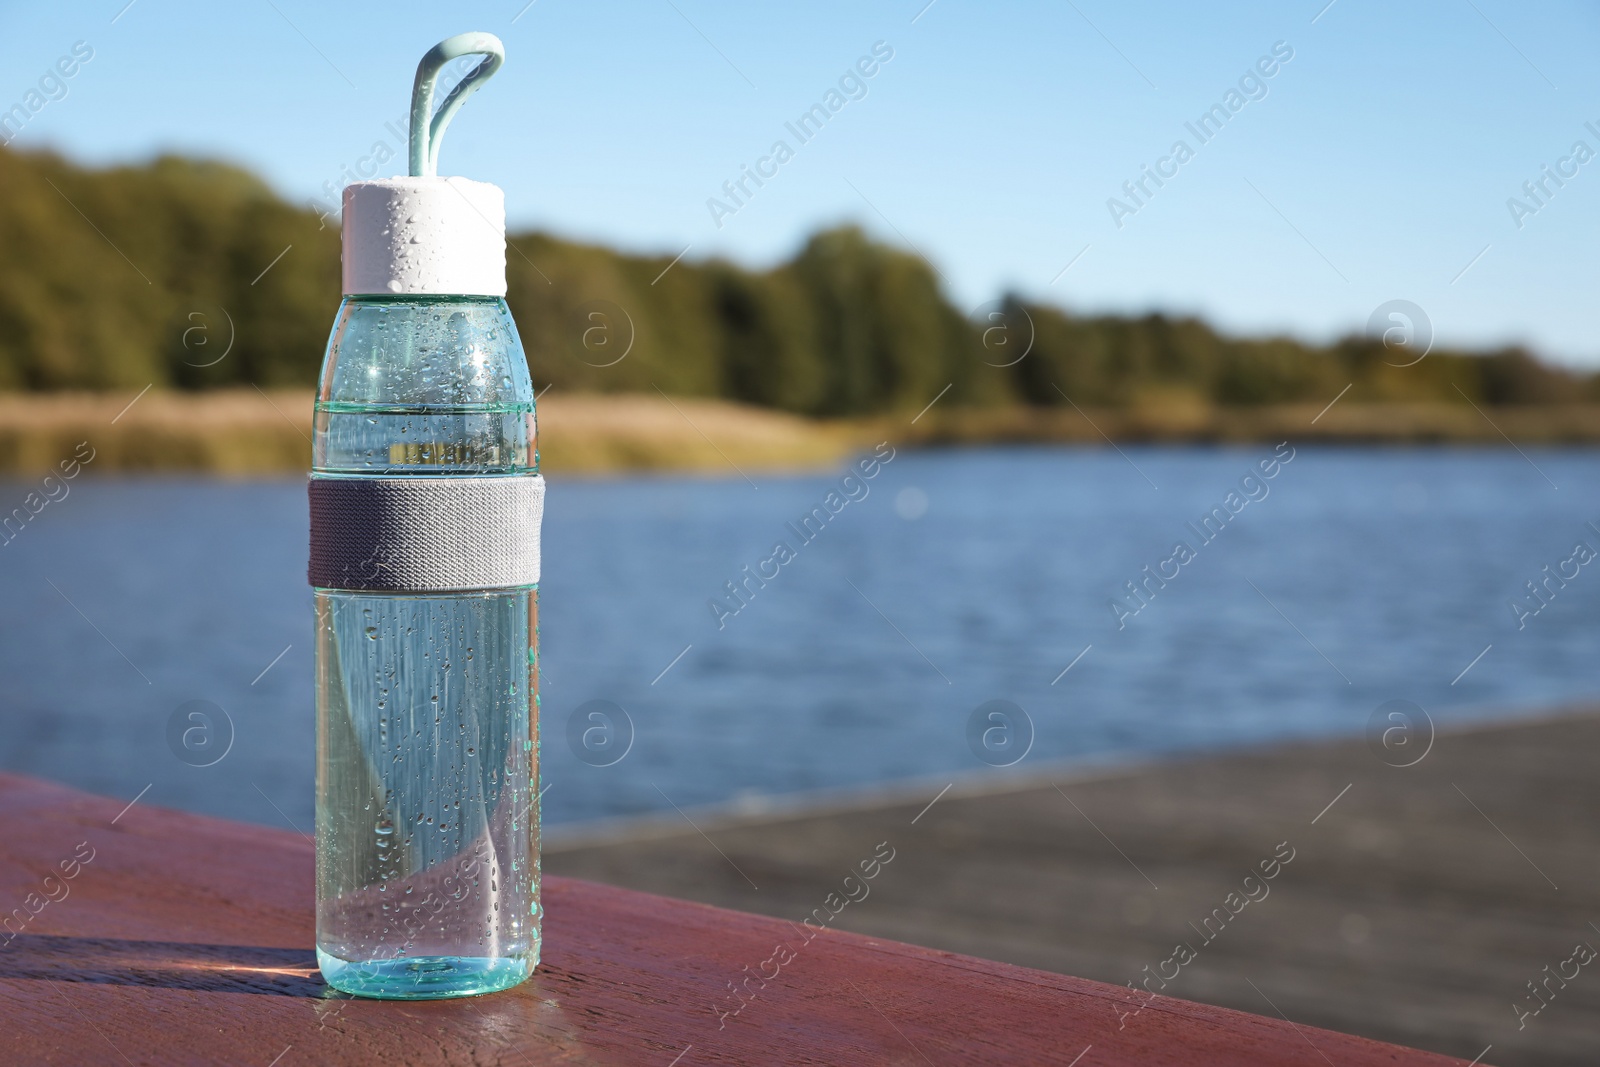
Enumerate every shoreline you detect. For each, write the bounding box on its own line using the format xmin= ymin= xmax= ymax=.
xmin=543 ymin=699 xmax=1589 ymax=848
xmin=1 ymin=389 xmax=1598 ymax=476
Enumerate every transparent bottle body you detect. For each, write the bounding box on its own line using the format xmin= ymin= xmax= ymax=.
xmin=312 ymin=295 xmax=540 ymax=999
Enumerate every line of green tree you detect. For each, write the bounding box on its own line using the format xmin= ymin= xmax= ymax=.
xmin=2 ymin=145 xmax=1594 ymax=412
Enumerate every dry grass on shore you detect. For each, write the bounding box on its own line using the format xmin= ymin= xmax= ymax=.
xmin=0 ymin=390 xmax=1596 ymax=477
xmin=0 ymin=390 xmax=858 ymax=477
xmin=893 ymin=398 xmax=1600 ymax=446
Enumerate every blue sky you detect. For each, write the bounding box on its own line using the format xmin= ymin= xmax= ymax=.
xmin=3 ymin=0 xmax=1599 ymax=364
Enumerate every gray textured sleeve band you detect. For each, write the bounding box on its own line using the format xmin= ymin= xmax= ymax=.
xmin=308 ymin=474 xmax=544 ymax=592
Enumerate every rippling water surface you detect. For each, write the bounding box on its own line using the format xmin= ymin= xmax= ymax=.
xmin=2 ymin=445 xmax=1596 ymax=831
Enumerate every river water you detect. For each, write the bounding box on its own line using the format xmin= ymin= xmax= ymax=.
xmin=2 ymin=445 xmax=1595 ymax=831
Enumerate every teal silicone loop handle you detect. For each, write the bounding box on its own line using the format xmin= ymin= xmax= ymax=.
xmin=408 ymin=32 xmax=505 ymax=178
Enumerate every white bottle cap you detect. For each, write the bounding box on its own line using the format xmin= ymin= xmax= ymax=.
xmin=341 ymin=177 xmax=506 ymax=297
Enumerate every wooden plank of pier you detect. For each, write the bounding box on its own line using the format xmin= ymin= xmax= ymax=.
xmin=0 ymin=774 xmax=1473 ymax=1066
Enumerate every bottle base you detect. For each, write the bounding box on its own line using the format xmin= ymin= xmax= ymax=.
xmin=317 ymin=948 xmax=534 ymax=999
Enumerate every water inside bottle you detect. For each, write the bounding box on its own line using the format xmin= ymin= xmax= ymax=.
xmin=314 ymin=582 xmax=539 ymax=998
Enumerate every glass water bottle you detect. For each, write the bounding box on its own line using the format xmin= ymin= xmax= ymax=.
xmin=311 ymin=295 xmax=539 ymax=999
xmin=309 ymin=31 xmax=541 ymax=1000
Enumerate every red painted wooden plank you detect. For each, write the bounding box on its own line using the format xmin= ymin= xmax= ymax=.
xmin=0 ymin=774 xmax=1475 ymax=1066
